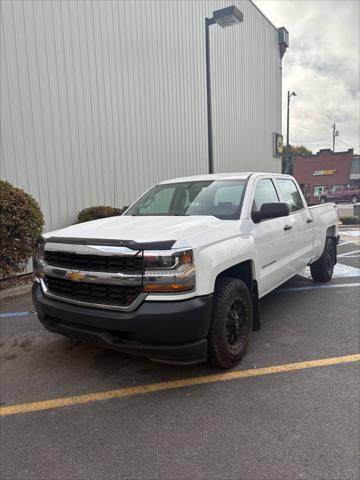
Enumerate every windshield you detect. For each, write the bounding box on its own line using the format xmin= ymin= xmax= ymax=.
xmin=125 ymin=180 xmax=247 ymax=220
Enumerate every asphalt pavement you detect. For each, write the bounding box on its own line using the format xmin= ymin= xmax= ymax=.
xmin=0 ymin=231 xmax=359 ymax=480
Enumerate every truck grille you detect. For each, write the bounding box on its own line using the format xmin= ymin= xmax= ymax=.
xmin=44 ymin=251 xmax=143 ymax=274
xmin=45 ymin=276 xmax=142 ymax=307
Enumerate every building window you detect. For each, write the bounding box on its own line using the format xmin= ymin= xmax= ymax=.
xmin=313 ymin=186 xmax=329 ymax=197
xmin=331 ymin=184 xmax=347 ymax=192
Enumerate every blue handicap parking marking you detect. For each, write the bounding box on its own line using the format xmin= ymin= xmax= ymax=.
xmin=0 ymin=311 xmax=35 ymax=319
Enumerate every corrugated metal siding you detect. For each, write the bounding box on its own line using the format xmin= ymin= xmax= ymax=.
xmin=0 ymin=0 xmax=282 ymax=231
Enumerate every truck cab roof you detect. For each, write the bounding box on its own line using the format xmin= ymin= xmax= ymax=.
xmin=159 ymin=173 xmax=253 ymax=184
xmin=159 ymin=172 xmax=291 ymax=184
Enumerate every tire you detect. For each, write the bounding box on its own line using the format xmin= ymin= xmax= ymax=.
xmin=351 ymin=195 xmax=358 ymax=204
xmin=207 ymin=277 xmax=253 ymax=369
xmin=320 ymin=197 xmax=326 ymax=204
xmin=310 ymin=238 xmax=335 ymax=282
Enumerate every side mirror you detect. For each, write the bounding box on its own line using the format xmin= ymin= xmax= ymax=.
xmin=252 ymin=202 xmax=289 ymax=223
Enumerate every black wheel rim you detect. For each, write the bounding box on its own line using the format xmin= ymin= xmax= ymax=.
xmin=225 ymin=299 xmax=249 ymax=353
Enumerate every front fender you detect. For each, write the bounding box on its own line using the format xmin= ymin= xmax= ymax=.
xmin=195 ymin=234 xmax=256 ymax=296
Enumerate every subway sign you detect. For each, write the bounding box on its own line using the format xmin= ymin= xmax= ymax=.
xmin=313 ymin=169 xmax=336 ymax=176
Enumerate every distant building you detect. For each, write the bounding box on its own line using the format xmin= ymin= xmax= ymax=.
xmin=293 ymin=149 xmax=359 ymax=204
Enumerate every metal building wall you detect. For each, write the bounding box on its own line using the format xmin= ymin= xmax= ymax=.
xmin=0 ymin=0 xmax=282 ymax=231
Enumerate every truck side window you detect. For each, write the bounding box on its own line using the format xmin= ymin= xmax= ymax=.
xmin=276 ymin=179 xmax=304 ymax=212
xmin=253 ymin=179 xmax=279 ymax=212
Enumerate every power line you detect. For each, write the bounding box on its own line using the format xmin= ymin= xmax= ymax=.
xmin=337 ymin=138 xmax=360 ymax=149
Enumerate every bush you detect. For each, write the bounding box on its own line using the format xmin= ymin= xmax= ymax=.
xmin=340 ymin=216 xmax=360 ymax=225
xmin=0 ymin=180 xmax=44 ymax=277
xmin=77 ymin=205 xmax=127 ymax=223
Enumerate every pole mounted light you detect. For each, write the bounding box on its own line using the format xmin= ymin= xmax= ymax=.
xmin=205 ymin=6 xmax=243 ymax=174
xmin=285 ymin=90 xmax=297 ymax=174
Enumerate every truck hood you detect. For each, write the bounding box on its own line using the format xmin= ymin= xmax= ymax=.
xmin=43 ymin=215 xmax=238 ymax=248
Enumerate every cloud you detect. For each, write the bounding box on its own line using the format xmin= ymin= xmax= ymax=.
xmin=254 ymin=0 xmax=360 ymax=153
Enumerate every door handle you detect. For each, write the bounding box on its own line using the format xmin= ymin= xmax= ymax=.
xmin=284 ymin=224 xmax=292 ymax=231
xmin=306 ymin=219 xmax=313 ymax=223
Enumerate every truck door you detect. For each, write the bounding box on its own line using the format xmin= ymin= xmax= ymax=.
xmin=251 ymin=178 xmax=294 ymax=296
xmin=275 ymin=178 xmax=314 ymax=272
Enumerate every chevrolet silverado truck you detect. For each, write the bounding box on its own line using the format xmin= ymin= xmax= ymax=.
xmin=33 ymin=173 xmax=339 ymax=368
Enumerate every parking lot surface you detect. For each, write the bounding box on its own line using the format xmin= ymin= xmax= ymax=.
xmin=1 ymin=231 xmax=359 ymax=480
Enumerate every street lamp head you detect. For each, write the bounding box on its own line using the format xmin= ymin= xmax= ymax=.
xmin=212 ymin=5 xmax=243 ymax=28
xmin=291 ymin=91 xmax=297 ymax=97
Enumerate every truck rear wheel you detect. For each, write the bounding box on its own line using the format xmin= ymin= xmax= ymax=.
xmin=207 ymin=277 xmax=253 ymax=369
xmin=310 ymin=238 xmax=335 ymax=282
xmin=351 ymin=195 xmax=358 ymax=204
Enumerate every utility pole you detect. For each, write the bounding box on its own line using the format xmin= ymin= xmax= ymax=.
xmin=332 ymin=123 xmax=339 ymax=152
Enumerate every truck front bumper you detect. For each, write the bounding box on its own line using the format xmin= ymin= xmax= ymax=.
xmin=32 ymin=283 xmax=213 ymax=364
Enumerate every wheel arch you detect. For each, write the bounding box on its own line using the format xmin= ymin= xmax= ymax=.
xmin=326 ymin=225 xmax=337 ymax=237
xmin=215 ymin=260 xmax=260 ymax=331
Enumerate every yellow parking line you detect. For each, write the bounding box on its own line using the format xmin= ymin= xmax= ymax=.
xmin=1 ymin=354 xmax=359 ymax=417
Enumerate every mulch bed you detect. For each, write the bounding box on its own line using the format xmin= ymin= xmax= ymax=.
xmin=0 ymin=273 xmax=33 ymax=291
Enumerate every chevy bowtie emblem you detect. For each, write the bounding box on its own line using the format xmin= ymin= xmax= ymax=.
xmin=66 ymin=271 xmax=84 ymax=282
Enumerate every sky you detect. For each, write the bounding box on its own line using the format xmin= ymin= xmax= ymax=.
xmin=254 ymin=0 xmax=360 ymax=154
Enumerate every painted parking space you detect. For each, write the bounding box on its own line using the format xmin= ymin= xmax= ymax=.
xmin=1 ymin=354 xmax=359 ymax=417
xmin=300 ymin=263 xmax=360 ymax=279
xmin=340 ymin=229 xmax=360 ymax=238
xmin=1 ymin=263 xmax=359 ymax=406
xmin=0 ymin=235 xmax=359 ymax=479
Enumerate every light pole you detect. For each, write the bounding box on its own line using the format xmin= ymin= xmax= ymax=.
xmin=205 ymin=6 xmax=243 ymax=174
xmin=285 ymin=90 xmax=297 ymax=174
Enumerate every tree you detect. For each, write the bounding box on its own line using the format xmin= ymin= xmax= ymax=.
xmin=289 ymin=145 xmax=312 ymax=156
xmin=282 ymin=145 xmax=312 ymax=174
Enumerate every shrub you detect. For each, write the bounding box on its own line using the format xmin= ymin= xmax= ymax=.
xmin=0 ymin=180 xmax=44 ymax=277
xmin=77 ymin=205 xmax=127 ymax=223
xmin=340 ymin=215 xmax=360 ymax=225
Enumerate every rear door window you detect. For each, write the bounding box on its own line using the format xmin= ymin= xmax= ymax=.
xmin=276 ymin=179 xmax=304 ymax=212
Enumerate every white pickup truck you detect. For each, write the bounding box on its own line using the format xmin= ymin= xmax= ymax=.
xmin=33 ymin=173 xmax=339 ymax=368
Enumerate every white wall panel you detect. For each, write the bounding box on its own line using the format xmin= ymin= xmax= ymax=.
xmin=0 ymin=0 xmax=283 ymax=231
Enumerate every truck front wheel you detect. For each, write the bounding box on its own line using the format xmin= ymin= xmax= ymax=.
xmin=310 ymin=238 xmax=335 ymax=282
xmin=207 ymin=277 xmax=253 ymax=369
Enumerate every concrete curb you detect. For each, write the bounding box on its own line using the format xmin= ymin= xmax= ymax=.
xmin=0 ymin=284 xmax=32 ymax=302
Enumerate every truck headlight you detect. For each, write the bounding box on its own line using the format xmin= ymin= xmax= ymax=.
xmin=143 ymin=249 xmax=195 ymax=293
xmin=32 ymin=237 xmax=46 ymax=279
